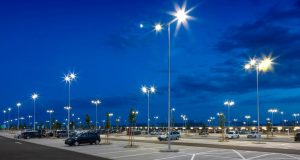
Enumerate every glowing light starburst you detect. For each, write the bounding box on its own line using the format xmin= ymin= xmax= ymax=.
xmin=169 ymin=1 xmax=195 ymax=33
xmin=154 ymin=23 xmax=163 ymax=32
xmin=63 ymin=72 xmax=77 ymax=83
xmin=244 ymin=55 xmax=275 ymax=72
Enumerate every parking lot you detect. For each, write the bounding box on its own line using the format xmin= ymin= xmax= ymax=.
xmin=15 ymin=137 xmax=300 ymax=160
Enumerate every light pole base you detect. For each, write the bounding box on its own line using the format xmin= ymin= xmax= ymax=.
xmin=160 ymin=149 xmax=179 ymax=152
xmin=124 ymin=145 xmax=139 ymax=148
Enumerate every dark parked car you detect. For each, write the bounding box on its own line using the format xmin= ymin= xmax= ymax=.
xmin=199 ymin=131 xmax=209 ymax=136
xmin=126 ymin=130 xmax=142 ymax=135
xmin=65 ymin=132 xmax=101 ymax=146
xmin=295 ymin=133 xmax=300 ymax=142
xmin=55 ymin=130 xmax=68 ymax=138
xmin=21 ymin=131 xmax=42 ymax=139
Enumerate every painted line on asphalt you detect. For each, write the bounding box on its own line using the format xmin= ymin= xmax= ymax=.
xmin=112 ymin=148 xmax=194 ymax=159
xmin=153 ymin=154 xmax=191 ymax=160
xmin=248 ymin=153 xmax=277 ymax=160
xmin=191 ymin=154 xmax=195 ymax=160
xmin=232 ymin=150 xmax=246 ymax=159
xmin=283 ymin=154 xmax=300 ymax=160
xmin=15 ymin=142 xmax=22 ymax=144
xmin=95 ymin=146 xmax=165 ymax=155
xmin=112 ymin=151 xmax=160 ymax=159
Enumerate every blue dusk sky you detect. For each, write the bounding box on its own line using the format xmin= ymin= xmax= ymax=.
xmin=1 ymin=0 xmax=300 ymax=125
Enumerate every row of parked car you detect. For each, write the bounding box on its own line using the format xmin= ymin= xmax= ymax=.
xmin=15 ymin=129 xmax=70 ymax=139
xmin=225 ymin=131 xmax=262 ymax=139
xmin=15 ymin=129 xmax=300 ymax=146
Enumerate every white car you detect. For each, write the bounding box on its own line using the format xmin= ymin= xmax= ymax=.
xmin=158 ymin=131 xmax=180 ymax=141
xmin=225 ymin=131 xmax=240 ymax=139
xmin=247 ymin=132 xmax=261 ymax=138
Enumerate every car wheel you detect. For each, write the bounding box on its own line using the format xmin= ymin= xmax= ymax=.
xmin=95 ymin=140 xmax=100 ymax=145
xmin=26 ymin=136 xmax=30 ymax=139
xmin=237 ymin=135 xmax=240 ymax=138
xmin=75 ymin=141 xmax=79 ymax=146
xmin=176 ymin=137 xmax=179 ymax=140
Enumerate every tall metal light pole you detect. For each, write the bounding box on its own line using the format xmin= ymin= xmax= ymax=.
xmin=20 ymin=117 xmax=24 ymax=129
xmin=7 ymin=108 xmax=11 ymax=130
xmin=224 ymin=100 xmax=235 ymax=129
xmin=64 ymin=106 xmax=71 ymax=137
xmin=91 ymin=99 xmax=101 ymax=129
xmin=233 ymin=119 xmax=238 ymax=128
xmin=154 ymin=2 xmax=194 ymax=151
xmin=280 ymin=111 xmax=284 ymax=127
xmin=31 ymin=93 xmax=38 ymax=130
xmin=47 ymin=109 xmax=54 ymax=130
xmin=154 ymin=116 xmax=159 ymax=128
xmin=268 ymin=108 xmax=278 ymax=136
xmin=171 ymin=108 xmax=175 ymax=128
xmin=27 ymin=115 xmax=32 ymax=128
xmin=245 ymin=115 xmax=251 ymax=130
xmin=16 ymin=102 xmax=21 ymax=130
xmin=180 ymin=115 xmax=187 ymax=129
xmin=292 ymin=113 xmax=300 ymax=127
xmin=141 ymin=85 xmax=156 ymax=135
xmin=64 ymin=72 xmax=76 ymax=138
xmin=207 ymin=119 xmax=211 ymax=126
xmin=244 ymin=56 xmax=274 ymax=142
xmin=3 ymin=110 xmax=6 ymax=129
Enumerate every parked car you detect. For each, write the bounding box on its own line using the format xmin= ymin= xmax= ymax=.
xmin=65 ymin=131 xmax=101 ymax=146
xmin=225 ymin=131 xmax=240 ymax=139
xmin=295 ymin=133 xmax=300 ymax=142
xmin=158 ymin=131 xmax=180 ymax=141
xmin=44 ymin=131 xmax=54 ymax=137
xmin=126 ymin=130 xmax=142 ymax=135
xmin=55 ymin=130 xmax=68 ymax=138
xmin=199 ymin=131 xmax=209 ymax=136
xmin=150 ymin=131 xmax=162 ymax=135
xmin=21 ymin=130 xmax=42 ymax=139
xmin=247 ymin=131 xmax=261 ymax=138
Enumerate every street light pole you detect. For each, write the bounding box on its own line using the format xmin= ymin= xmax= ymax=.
xmin=224 ymin=100 xmax=234 ymax=130
xmin=64 ymin=72 xmax=76 ymax=138
xmin=171 ymin=108 xmax=175 ymax=128
xmin=91 ymin=99 xmax=101 ymax=129
xmin=8 ymin=108 xmax=11 ymax=130
xmin=153 ymin=2 xmax=194 ymax=151
xmin=31 ymin=93 xmax=38 ymax=130
xmin=141 ymin=86 xmax=155 ymax=135
xmin=47 ymin=109 xmax=54 ymax=130
xmin=3 ymin=110 xmax=6 ymax=129
xmin=16 ymin=102 xmax=21 ymax=130
xmin=268 ymin=109 xmax=278 ymax=136
xmin=245 ymin=115 xmax=251 ymax=130
xmin=244 ymin=56 xmax=274 ymax=142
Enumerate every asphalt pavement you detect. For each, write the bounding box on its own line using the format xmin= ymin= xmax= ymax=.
xmin=0 ymin=136 xmax=110 ymax=160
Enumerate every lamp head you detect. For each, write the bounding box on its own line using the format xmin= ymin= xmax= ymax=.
xmin=32 ymin=93 xmax=38 ymax=100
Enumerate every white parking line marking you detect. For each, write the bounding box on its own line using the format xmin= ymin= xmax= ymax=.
xmin=112 ymin=148 xmax=195 ymax=159
xmin=233 ymin=150 xmax=246 ymax=159
xmin=112 ymin=151 xmax=160 ymax=159
xmin=248 ymin=153 xmax=277 ymax=160
xmin=191 ymin=154 xmax=196 ymax=160
xmin=96 ymin=146 xmax=165 ymax=155
xmin=15 ymin=142 xmax=22 ymax=144
xmin=154 ymin=154 xmax=191 ymax=160
xmin=283 ymin=154 xmax=300 ymax=160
